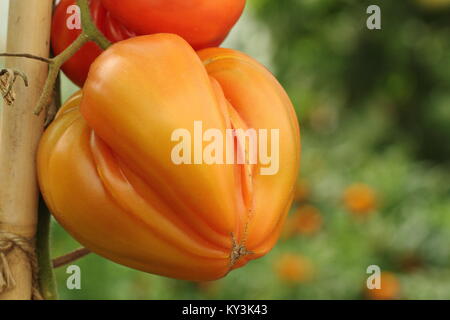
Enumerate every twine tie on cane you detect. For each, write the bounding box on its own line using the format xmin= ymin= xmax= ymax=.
xmin=0 ymin=232 xmax=43 ymax=300
xmin=0 ymin=68 xmax=29 ymax=106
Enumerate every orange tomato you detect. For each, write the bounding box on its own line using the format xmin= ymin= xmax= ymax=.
xmin=294 ymin=205 xmax=323 ymax=235
xmin=365 ymin=272 xmax=400 ymax=300
xmin=343 ymin=183 xmax=377 ymax=216
xmin=282 ymin=205 xmax=322 ymax=239
xmin=275 ymin=254 xmax=314 ymax=284
xmin=195 ymin=280 xmax=222 ymax=297
xmin=293 ymin=179 xmax=311 ymax=203
xmin=416 ymin=0 xmax=450 ymax=9
xmin=38 ymin=34 xmax=300 ymax=280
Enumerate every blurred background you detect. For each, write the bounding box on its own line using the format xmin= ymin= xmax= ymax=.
xmin=1 ymin=0 xmax=450 ymax=299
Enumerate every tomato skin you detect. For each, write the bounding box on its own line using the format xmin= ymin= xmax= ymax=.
xmin=51 ymin=0 xmax=245 ymax=87
xmin=38 ymin=34 xmax=300 ymax=280
xmin=100 ymin=0 xmax=246 ymax=49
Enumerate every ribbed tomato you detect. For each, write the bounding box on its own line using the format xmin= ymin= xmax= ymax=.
xmin=51 ymin=0 xmax=246 ymax=87
xmin=38 ymin=34 xmax=300 ymax=280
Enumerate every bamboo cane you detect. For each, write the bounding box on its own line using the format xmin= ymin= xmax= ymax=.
xmin=0 ymin=0 xmax=52 ymax=300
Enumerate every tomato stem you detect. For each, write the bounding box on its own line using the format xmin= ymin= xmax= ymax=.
xmin=36 ymin=198 xmax=59 ymax=300
xmin=78 ymin=0 xmax=111 ymax=50
xmin=32 ymin=0 xmax=112 ymax=117
xmin=1 ymin=0 xmax=112 ymax=118
xmin=52 ymin=247 xmax=91 ymax=269
xmin=33 ymin=2 xmax=102 ymax=299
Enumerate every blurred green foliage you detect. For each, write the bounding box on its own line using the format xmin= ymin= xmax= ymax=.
xmin=51 ymin=0 xmax=450 ymax=299
xmin=253 ymin=0 xmax=450 ymax=163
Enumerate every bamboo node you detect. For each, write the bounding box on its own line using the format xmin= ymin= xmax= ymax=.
xmin=0 ymin=232 xmax=43 ymax=300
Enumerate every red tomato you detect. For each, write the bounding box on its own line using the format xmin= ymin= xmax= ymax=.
xmin=100 ymin=0 xmax=247 ymax=49
xmin=51 ymin=0 xmax=246 ymax=87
